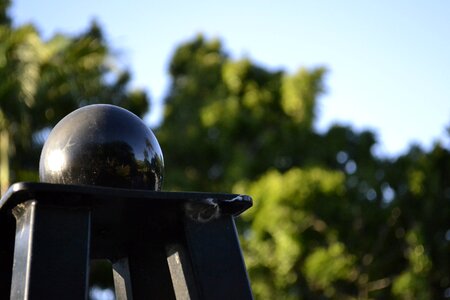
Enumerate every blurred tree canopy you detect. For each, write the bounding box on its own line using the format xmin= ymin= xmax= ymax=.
xmin=0 ymin=0 xmax=149 ymax=194
xmin=1 ymin=1 xmax=449 ymax=298
xmin=158 ymin=35 xmax=450 ymax=299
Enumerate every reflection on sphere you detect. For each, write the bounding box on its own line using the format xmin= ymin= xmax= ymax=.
xmin=39 ymin=104 xmax=164 ymax=191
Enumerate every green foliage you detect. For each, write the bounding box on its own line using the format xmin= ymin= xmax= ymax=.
xmin=281 ymin=67 xmax=325 ymax=128
xmin=304 ymin=243 xmax=356 ymax=295
xmin=0 ymin=13 xmax=150 ymax=193
xmin=1 ymin=5 xmax=449 ymax=297
xmin=158 ymin=35 xmax=327 ymax=192
xmin=234 ymin=168 xmax=349 ymax=299
xmin=0 ymin=0 xmax=10 ymax=25
xmin=158 ymin=35 xmax=450 ymax=299
xmin=391 ymin=228 xmax=432 ymax=300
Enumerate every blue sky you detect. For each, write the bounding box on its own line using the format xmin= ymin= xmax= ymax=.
xmin=11 ymin=0 xmax=450 ymax=157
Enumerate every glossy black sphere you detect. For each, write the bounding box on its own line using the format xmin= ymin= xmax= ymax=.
xmin=39 ymin=104 xmax=164 ymax=190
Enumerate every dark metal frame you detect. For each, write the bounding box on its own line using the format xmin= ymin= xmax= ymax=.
xmin=0 ymin=182 xmax=253 ymax=300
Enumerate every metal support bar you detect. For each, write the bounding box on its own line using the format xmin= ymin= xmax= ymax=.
xmin=10 ymin=200 xmax=91 ymax=300
xmin=112 ymin=257 xmax=134 ymax=300
xmin=0 ymin=210 xmax=15 ymax=299
xmin=166 ymin=243 xmax=199 ymax=300
xmin=183 ymin=216 xmax=253 ymax=300
xmin=112 ymin=242 xmax=176 ymax=300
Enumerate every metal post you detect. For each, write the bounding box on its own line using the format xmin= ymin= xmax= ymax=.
xmin=0 ymin=182 xmax=253 ymax=300
xmin=112 ymin=242 xmax=176 ymax=300
xmin=10 ymin=200 xmax=91 ymax=300
xmin=183 ymin=215 xmax=253 ymax=300
xmin=0 ymin=209 xmax=15 ymax=299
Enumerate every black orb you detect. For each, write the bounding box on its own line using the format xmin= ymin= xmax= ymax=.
xmin=39 ymin=104 xmax=164 ymax=190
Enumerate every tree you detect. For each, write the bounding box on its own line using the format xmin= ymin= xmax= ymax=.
xmin=2 ymin=3 xmax=448 ymax=296
xmin=158 ymin=35 xmax=450 ymax=299
xmin=158 ymin=35 xmax=326 ymax=192
xmin=0 ymin=1 xmax=149 ymax=195
xmin=0 ymin=0 xmax=10 ymax=25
